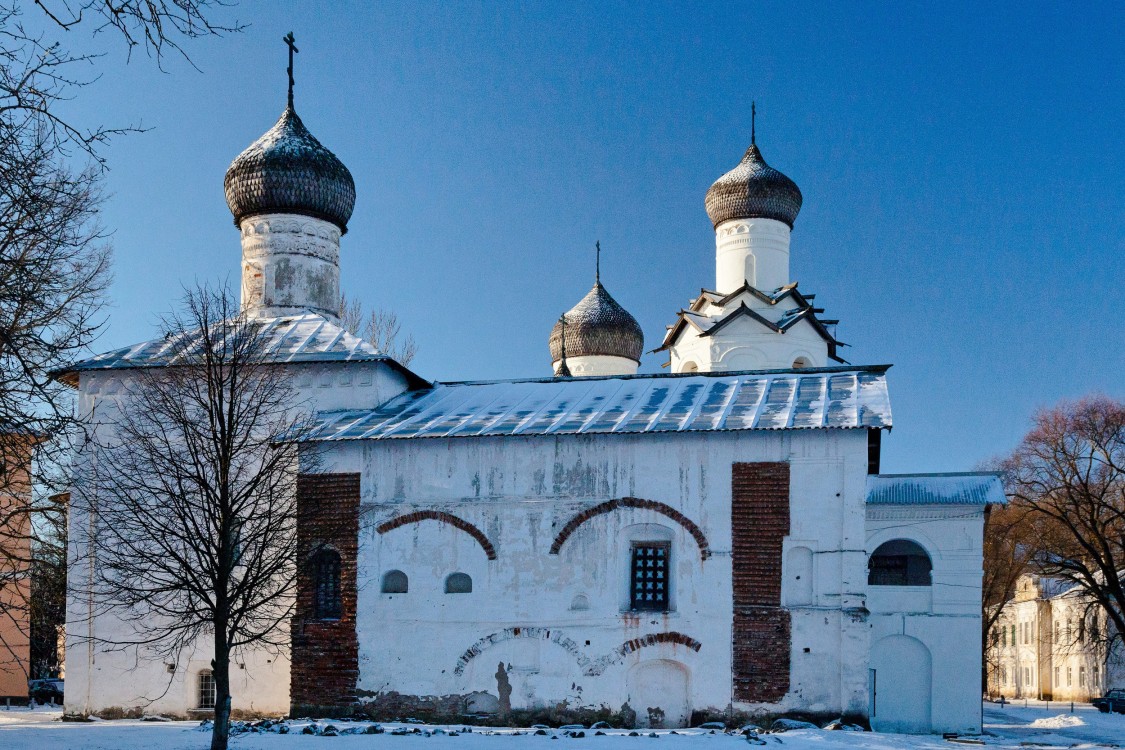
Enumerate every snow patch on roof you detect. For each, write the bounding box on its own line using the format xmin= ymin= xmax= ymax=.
xmin=302 ymin=365 xmax=892 ymax=442
xmin=866 ymin=473 xmax=1005 ymax=506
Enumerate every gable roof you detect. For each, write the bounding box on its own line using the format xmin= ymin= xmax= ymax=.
xmin=660 ymin=281 xmax=845 ymax=360
xmin=53 ymin=313 xmax=429 ymax=388
xmin=300 ymin=364 xmax=892 ymax=442
xmin=866 ymin=472 xmax=1006 ymax=506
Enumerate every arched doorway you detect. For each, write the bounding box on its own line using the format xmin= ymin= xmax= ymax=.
xmin=627 ymin=660 xmax=690 ymax=728
xmin=870 ymin=635 xmax=932 ymax=733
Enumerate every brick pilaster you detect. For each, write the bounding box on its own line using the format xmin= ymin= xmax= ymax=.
xmin=731 ymin=462 xmax=791 ymax=703
xmin=291 ymin=473 xmax=360 ymax=716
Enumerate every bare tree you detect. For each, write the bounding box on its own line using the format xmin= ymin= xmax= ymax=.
xmin=1001 ymin=396 xmax=1125 ymax=656
xmin=339 ymin=292 xmax=418 ymax=366
xmin=981 ymin=501 xmax=1037 ymax=692
xmin=74 ymin=286 xmax=316 ymax=750
xmin=0 ymin=0 xmax=238 ymax=693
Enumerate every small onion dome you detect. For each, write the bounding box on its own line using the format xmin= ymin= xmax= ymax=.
xmin=224 ymin=107 xmax=356 ymax=233
xmin=704 ymin=143 xmax=802 ymax=229
xmin=549 ymin=283 xmax=644 ymax=364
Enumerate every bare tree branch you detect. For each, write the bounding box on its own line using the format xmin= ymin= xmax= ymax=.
xmin=73 ymin=285 xmax=318 ymax=750
xmin=339 ymin=292 xmax=418 ymax=367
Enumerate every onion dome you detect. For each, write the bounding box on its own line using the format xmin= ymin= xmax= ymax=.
xmin=704 ymin=142 xmax=802 ymax=229
xmin=549 ymin=282 xmax=644 ymax=364
xmin=224 ymin=107 xmax=356 ymax=233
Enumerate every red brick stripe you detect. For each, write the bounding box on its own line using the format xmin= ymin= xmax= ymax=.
xmin=549 ymin=497 xmax=711 ymax=560
xmin=376 ymin=510 xmax=498 ymax=560
xmin=292 ymin=473 xmax=361 ymax=715
xmin=731 ymin=462 xmax=791 ymax=704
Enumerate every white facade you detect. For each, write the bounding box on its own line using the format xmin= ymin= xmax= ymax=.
xmin=865 ymin=498 xmax=988 ymax=733
xmin=64 ymin=340 xmax=413 ymax=718
xmin=328 ymin=429 xmax=872 ymax=726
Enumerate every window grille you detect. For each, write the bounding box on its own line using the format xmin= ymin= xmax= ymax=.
xmin=630 ymin=542 xmax=670 ymax=612
xmin=198 ymin=670 xmax=216 ymax=710
xmin=312 ymin=548 xmax=342 ymax=619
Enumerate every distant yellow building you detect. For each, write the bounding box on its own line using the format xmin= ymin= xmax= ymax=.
xmin=987 ymin=575 xmax=1123 ymax=701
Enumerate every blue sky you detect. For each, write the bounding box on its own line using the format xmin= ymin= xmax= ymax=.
xmin=50 ymin=1 xmax=1123 ymax=472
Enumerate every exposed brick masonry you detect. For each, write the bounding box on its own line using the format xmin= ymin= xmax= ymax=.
xmin=376 ymin=510 xmax=497 ymax=560
xmin=291 ymin=473 xmax=360 ymax=716
xmin=550 ymin=497 xmax=711 ymax=560
xmin=731 ymin=462 xmax=791 ymax=703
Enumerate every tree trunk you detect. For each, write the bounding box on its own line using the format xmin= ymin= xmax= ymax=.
xmin=210 ymin=639 xmax=232 ymax=750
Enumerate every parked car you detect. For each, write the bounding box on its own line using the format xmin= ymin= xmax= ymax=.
xmin=27 ymin=678 xmax=64 ymax=705
xmin=1092 ymin=688 xmax=1125 ymax=714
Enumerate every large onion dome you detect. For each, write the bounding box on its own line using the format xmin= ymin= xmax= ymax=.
xmin=549 ymin=282 xmax=644 ymax=364
xmin=224 ymin=106 xmax=356 ymax=233
xmin=704 ymin=143 xmax=802 ymax=229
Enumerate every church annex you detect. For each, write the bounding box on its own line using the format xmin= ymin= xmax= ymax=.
xmin=63 ymin=68 xmax=1002 ymax=734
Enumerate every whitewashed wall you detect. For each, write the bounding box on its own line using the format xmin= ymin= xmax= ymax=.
xmin=320 ymin=427 xmax=873 ymax=725
xmin=865 ymin=504 xmax=985 ymax=734
xmin=64 ymin=359 xmax=410 ymax=717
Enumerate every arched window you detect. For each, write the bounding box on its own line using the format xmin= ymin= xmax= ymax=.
xmin=311 ymin=548 xmax=342 ymax=619
xmin=792 ymin=356 xmax=812 ymax=369
xmin=445 ymin=572 xmax=472 ymax=594
xmin=381 ymin=569 xmax=408 ymax=594
xmin=681 ymin=361 xmax=699 ymax=373
xmin=868 ymin=539 xmax=932 ymax=586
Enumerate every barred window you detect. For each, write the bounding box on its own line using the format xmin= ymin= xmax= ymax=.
xmin=630 ymin=542 xmax=669 ymax=612
xmin=312 ymin=548 xmax=342 ymax=620
xmin=198 ymin=670 xmax=216 ymax=710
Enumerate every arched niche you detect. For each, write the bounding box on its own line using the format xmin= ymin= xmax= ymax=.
xmin=785 ymin=546 xmax=814 ymax=606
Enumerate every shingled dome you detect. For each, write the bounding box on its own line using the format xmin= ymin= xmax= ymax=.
xmin=549 ymin=283 xmax=644 ymax=364
xmin=704 ymin=143 xmax=802 ymax=229
xmin=224 ymin=107 xmax=356 ymax=233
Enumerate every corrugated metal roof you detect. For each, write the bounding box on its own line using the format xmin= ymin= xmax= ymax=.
xmin=56 ymin=314 xmax=429 ymax=388
xmin=303 ymin=365 xmax=892 ymax=442
xmin=866 ymin=473 xmax=1005 ymax=506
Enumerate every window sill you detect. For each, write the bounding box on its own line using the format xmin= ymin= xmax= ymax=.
xmin=621 ymin=609 xmax=678 ymax=620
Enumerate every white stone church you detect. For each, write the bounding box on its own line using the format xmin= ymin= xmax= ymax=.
xmin=62 ymin=76 xmax=1003 ymax=733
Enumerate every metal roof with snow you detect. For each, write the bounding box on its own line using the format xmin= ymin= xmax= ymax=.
xmin=866 ymin=472 xmax=1005 ymax=506
xmin=54 ymin=313 xmax=428 ymax=388
xmin=302 ymin=365 xmax=892 ymax=442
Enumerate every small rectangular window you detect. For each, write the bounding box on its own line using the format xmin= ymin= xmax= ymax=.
xmin=1067 ymin=667 xmax=1072 ymax=687
xmin=630 ymin=542 xmax=670 ymax=612
xmin=198 ymin=670 xmax=216 ymax=710
xmin=1054 ymin=666 xmax=1060 ymax=686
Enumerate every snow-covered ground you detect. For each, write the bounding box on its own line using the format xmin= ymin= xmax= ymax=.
xmin=0 ymin=702 xmax=1122 ymax=750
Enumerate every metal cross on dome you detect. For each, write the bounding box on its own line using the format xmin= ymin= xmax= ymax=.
xmin=284 ymin=32 xmax=299 ymax=109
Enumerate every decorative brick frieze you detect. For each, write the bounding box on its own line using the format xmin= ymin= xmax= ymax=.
xmin=550 ymin=497 xmax=711 ymax=560
xmin=291 ymin=473 xmax=360 ymax=716
xmin=376 ymin=510 xmax=497 ymax=560
xmin=731 ymin=462 xmax=791 ymax=703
